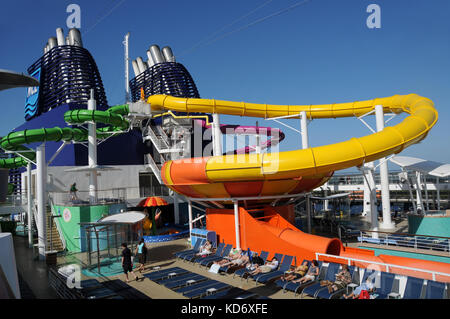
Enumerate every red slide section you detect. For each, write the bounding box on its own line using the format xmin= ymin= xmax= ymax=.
xmin=206 ymin=205 xmax=450 ymax=282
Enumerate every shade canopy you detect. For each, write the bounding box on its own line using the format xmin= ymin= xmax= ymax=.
xmin=0 ymin=69 xmax=39 ymax=91
xmin=79 ymin=211 xmax=146 ymax=227
xmin=390 ymin=156 xmax=450 ymax=177
xmin=64 ymin=165 xmax=122 ymax=172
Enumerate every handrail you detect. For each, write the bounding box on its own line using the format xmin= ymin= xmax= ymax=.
xmin=48 ymin=194 xmax=66 ymax=250
xmin=360 ymin=229 xmax=450 ymax=240
xmin=315 ymin=252 xmax=450 ymax=282
xmin=358 ymin=230 xmax=450 ymax=256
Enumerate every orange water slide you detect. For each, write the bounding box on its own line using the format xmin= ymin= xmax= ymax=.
xmin=206 ymin=206 xmax=450 ymax=282
xmin=206 ymin=205 xmax=342 ymax=261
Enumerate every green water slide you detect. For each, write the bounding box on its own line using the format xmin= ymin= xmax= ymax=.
xmin=0 ymin=104 xmax=130 ymax=168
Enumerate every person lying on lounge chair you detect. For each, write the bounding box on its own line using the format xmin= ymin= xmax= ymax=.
xmin=195 ymin=240 xmax=213 ymax=257
xmin=293 ymin=260 xmax=319 ymax=284
xmin=280 ymin=260 xmax=309 ymax=282
xmin=213 ymin=248 xmax=243 ymax=266
xmin=249 ymin=257 xmax=279 ymax=275
xmin=320 ymin=264 xmax=352 ymax=293
xmin=214 ymin=250 xmax=249 ymax=267
xmin=219 ymin=251 xmax=250 ymax=268
xmin=244 ymin=252 xmax=265 ymax=272
xmin=343 ymin=277 xmax=375 ymax=299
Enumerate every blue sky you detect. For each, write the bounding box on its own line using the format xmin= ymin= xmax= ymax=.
xmin=0 ymin=0 xmax=449 ymax=172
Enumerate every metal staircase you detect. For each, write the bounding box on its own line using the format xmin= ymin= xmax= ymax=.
xmin=46 ymin=208 xmax=64 ymax=252
xmin=143 ymin=124 xmax=182 ymax=154
xmin=142 ymin=118 xmax=191 ymax=185
xmin=31 ymin=198 xmax=65 ymax=253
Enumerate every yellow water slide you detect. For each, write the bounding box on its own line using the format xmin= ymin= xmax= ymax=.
xmin=147 ymin=93 xmax=437 ymax=199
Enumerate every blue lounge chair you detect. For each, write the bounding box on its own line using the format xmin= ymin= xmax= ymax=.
xmin=174 ymin=239 xmax=203 ymax=258
xmin=301 ymin=262 xmax=340 ymax=298
xmin=174 ymin=279 xmax=226 ymax=297
xmin=423 ymin=280 xmax=446 ymax=299
xmin=219 ymin=251 xmax=249 ymax=273
xmin=373 ymin=271 xmax=395 ymax=299
xmin=338 ymin=268 xmax=376 ymax=299
xmin=174 ymin=279 xmax=215 ymax=294
xmin=247 ymin=253 xmax=283 ymax=282
xmin=178 ymin=239 xmax=206 ymax=261
xmin=187 ymin=242 xmax=225 ymax=263
xmin=198 ymin=244 xmax=233 ymax=267
xmin=165 ymin=274 xmax=208 ymax=289
xmin=153 ymin=268 xmax=190 ymax=282
xmin=282 ymin=260 xmax=324 ymax=295
xmin=433 ymin=240 xmax=449 ymax=252
xmin=79 ymin=279 xmax=103 ymax=291
xmin=253 ymin=255 xmax=294 ymax=285
xmin=200 ymin=287 xmax=256 ymax=299
xmin=83 ymin=287 xmax=117 ymax=299
xmin=183 ymin=281 xmax=230 ymax=299
xmin=143 ymin=267 xmax=185 ymax=280
xmin=157 ymin=272 xmax=201 ymax=286
xmin=401 ymin=276 xmax=424 ymax=299
xmin=275 ymin=259 xmax=310 ymax=289
xmin=233 ymin=250 xmax=269 ymax=279
xmin=314 ymin=266 xmax=356 ymax=299
xmin=147 ymin=268 xmax=189 ymax=282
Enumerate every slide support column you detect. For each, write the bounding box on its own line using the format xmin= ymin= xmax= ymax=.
xmin=436 ymin=177 xmax=441 ymax=211
xmin=36 ymin=143 xmax=47 ymax=260
xmin=375 ymin=105 xmax=394 ymax=230
xmin=233 ymin=200 xmax=241 ymax=250
xmin=27 ymin=162 xmax=33 ymax=248
xmin=188 ymin=200 xmax=193 ymax=245
xmin=415 ymin=172 xmax=424 ymax=213
xmin=88 ymin=89 xmax=98 ymax=204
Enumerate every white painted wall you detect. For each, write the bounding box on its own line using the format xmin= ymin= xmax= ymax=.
xmin=21 ymin=165 xmax=149 ymax=201
xmin=0 ymin=233 xmax=21 ymax=299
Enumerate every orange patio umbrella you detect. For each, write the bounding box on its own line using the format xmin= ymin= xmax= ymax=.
xmin=138 ymin=197 xmax=169 ymax=235
xmin=138 ymin=196 xmax=168 ymax=207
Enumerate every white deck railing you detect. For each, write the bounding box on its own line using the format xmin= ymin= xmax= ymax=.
xmin=315 ymin=252 xmax=450 ymax=282
xmin=357 ymin=230 xmax=450 ymax=256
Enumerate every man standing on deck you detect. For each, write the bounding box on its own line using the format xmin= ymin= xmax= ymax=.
xmin=121 ymin=243 xmax=137 ymax=283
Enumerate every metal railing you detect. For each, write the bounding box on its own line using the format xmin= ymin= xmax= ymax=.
xmin=0 ymin=194 xmax=29 ymax=207
xmin=49 ymin=188 xmax=127 ymax=206
xmin=48 ymin=194 xmax=66 ymax=250
xmin=357 ymin=230 xmax=450 ymax=256
xmin=139 ymin=184 xmax=170 ymax=197
xmin=315 ymin=252 xmax=450 ymax=282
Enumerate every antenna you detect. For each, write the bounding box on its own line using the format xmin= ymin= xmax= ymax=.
xmin=123 ymin=32 xmax=130 ymax=103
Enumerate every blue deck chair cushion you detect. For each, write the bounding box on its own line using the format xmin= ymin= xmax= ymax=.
xmin=189 ymin=243 xmax=225 ymax=263
xmin=255 ymin=255 xmax=294 ymax=284
xmin=302 ymin=262 xmax=340 ymax=297
xmin=314 ymin=266 xmax=356 ymax=299
xmin=165 ymin=274 xmax=208 ymax=289
xmin=424 ymin=280 xmax=446 ymax=299
xmin=184 ymin=281 xmax=230 ymax=299
xmin=175 ymin=239 xmax=203 ymax=257
xmin=233 ymin=250 xmax=269 ymax=278
xmin=198 ymin=244 xmax=232 ymax=266
xmin=144 ymin=267 xmax=184 ymax=280
xmin=249 ymin=252 xmax=283 ymax=282
xmin=402 ymin=276 xmax=424 ymax=299
xmin=374 ymin=272 xmax=395 ymax=299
